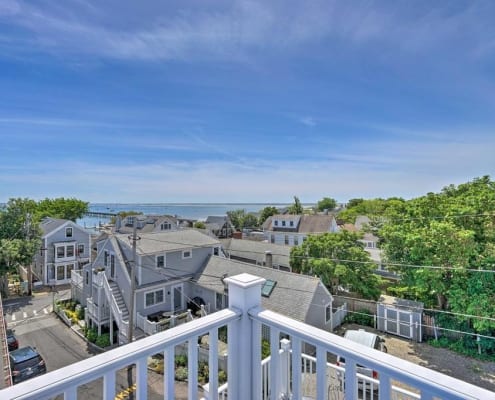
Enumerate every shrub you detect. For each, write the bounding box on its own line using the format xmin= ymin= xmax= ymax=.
xmin=76 ymin=306 xmax=85 ymax=321
xmin=85 ymin=327 xmax=98 ymax=343
xmin=344 ymin=309 xmax=374 ymax=327
xmin=261 ymin=340 xmax=270 ymax=359
xmin=95 ymin=333 xmax=110 ymax=348
xmin=175 ymin=354 xmax=187 ymax=367
xmin=218 ymin=369 xmax=227 ymax=384
xmin=175 ymin=366 xmax=188 ymax=381
xmin=198 ymin=361 xmax=209 ymax=384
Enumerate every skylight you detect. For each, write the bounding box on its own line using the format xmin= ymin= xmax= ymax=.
xmin=261 ymin=279 xmax=277 ymax=297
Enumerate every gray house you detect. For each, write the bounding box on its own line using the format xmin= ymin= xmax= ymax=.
xmin=33 ymin=218 xmax=92 ymax=286
xmin=114 ymin=214 xmax=181 ymax=234
xmin=71 ymin=229 xmax=222 ymax=344
xmin=196 ymin=256 xmax=334 ymax=333
xmin=262 ymin=214 xmax=339 ymax=246
xmin=205 ymin=216 xmax=235 ymax=238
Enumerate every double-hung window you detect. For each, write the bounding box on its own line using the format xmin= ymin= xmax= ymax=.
xmin=145 ymin=289 xmax=164 ymax=307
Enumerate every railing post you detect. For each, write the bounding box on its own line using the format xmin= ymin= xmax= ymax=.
xmin=280 ymin=338 xmax=291 ymax=397
xmin=225 ymin=273 xmax=265 ymax=400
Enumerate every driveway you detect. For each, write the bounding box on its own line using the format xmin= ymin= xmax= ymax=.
xmin=336 ymin=323 xmax=495 ymax=392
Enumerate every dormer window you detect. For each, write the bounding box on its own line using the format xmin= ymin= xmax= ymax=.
xmin=282 ymin=221 xmax=286 ymax=227
xmin=161 ymin=222 xmax=171 ymax=230
xmin=66 ymin=227 xmax=73 ymax=238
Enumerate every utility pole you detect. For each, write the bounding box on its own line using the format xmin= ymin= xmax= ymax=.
xmin=128 ymin=219 xmax=137 ymax=342
xmin=25 ymin=213 xmax=32 ymax=296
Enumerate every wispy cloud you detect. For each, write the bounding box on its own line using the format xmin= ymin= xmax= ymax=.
xmin=299 ymin=117 xmax=316 ymax=127
xmin=2 ymin=127 xmax=493 ymax=203
xmin=2 ymin=1 xmax=494 ymax=63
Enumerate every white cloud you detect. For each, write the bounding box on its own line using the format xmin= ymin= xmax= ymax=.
xmin=2 ymin=1 xmax=494 ymax=63
xmin=299 ymin=117 xmax=316 ymax=127
xmin=2 ymin=129 xmax=493 ymax=203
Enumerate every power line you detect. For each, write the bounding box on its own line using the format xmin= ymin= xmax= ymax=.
xmin=126 ymin=233 xmax=495 ymax=273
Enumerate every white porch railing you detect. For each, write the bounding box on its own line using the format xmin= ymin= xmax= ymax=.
xmin=1 ymin=273 xmax=493 ymax=400
xmin=86 ymin=298 xmax=110 ymax=323
xmin=70 ymin=269 xmax=83 ymax=288
xmin=136 ymin=310 xmax=195 ymax=335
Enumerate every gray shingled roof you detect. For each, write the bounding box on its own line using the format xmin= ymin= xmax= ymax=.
xmin=197 ymin=256 xmax=324 ymax=322
xmin=40 ymin=217 xmax=69 ymax=235
xmin=205 ymin=216 xmax=229 ymax=224
xmin=264 ymin=214 xmax=336 ymax=234
xmin=116 ymin=215 xmax=178 ymax=234
xmin=115 ymin=229 xmax=220 ymax=255
xmin=221 ymin=238 xmax=292 ymax=268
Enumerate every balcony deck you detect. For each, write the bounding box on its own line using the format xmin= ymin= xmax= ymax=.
xmin=1 ymin=273 xmax=493 ymax=400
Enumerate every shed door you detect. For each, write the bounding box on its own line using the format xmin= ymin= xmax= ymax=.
xmin=384 ymin=306 xmax=413 ymax=339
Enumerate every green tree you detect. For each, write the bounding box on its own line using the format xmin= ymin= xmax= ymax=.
xmin=347 ymin=198 xmax=364 ymax=208
xmin=242 ymin=214 xmax=259 ymax=229
xmin=379 ymin=176 xmax=495 ymax=331
xmin=258 ymin=206 xmax=278 ymax=226
xmin=36 ymin=197 xmax=88 ymax=221
xmin=194 ymin=221 xmax=206 ymax=229
xmin=316 ymin=197 xmax=337 ymax=212
xmin=288 ymin=196 xmax=303 ymax=214
xmin=0 ymin=198 xmax=41 ymax=274
xmin=226 ymin=209 xmax=246 ymax=230
xmin=290 ymin=231 xmax=381 ymax=299
xmin=338 ymin=197 xmax=405 ymax=223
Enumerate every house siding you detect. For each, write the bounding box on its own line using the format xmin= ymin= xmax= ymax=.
xmin=42 ymin=221 xmax=91 ymax=285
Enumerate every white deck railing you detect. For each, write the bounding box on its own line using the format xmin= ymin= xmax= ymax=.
xmin=70 ymin=270 xmax=83 ymax=288
xmin=1 ymin=273 xmax=493 ymax=400
xmin=136 ymin=310 xmax=195 ymax=335
xmin=86 ymin=298 xmax=110 ymax=323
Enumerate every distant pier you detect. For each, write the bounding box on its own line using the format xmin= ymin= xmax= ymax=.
xmin=85 ymin=211 xmax=117 ymax=218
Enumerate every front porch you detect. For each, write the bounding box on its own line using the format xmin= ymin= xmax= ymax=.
xmin=2 ymin=273 xmax=492 ymax=400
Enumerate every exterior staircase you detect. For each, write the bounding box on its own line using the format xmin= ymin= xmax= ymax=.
xmin=108 ymin=281 xmax=129 ymax=322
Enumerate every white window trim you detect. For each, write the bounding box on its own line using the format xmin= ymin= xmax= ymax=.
xmin=144 ymin=289 xmax=165 ymax=308
xmin=55 ymin=243 xmax=76 ymax=261
xmin=182 ymin=249 xmax=192 ymax=259
xmin=77 ymin=243 xmax=85 ymax=256
xmin=65 ymin=227 xmax=73 ymax=238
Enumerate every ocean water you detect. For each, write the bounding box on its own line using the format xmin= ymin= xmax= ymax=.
xmin=77 ymin=203 xmax=290 ymax=228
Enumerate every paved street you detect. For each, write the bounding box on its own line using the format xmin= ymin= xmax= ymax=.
xmin=2 ymin=290 xmax=171 ymax=400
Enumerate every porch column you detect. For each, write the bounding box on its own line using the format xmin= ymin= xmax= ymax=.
xmin=224 ymin=273 xmax=265 ymax=400
xmin=109 ymin=312 xmax=114 ymax=346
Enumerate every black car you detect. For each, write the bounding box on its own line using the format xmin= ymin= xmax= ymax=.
xmin=9 ymin=346 xmax=47 ymax=384
xmin=6 ymin=329 xmax=19 ymax=351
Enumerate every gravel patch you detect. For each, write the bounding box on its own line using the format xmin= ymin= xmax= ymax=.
xmin=336 ymin=323 xmax=495 ymax=392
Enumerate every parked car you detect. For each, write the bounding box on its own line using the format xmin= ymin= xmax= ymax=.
xmin=6 ymin=328 xmax=18 ymax=351
xmin=336 ymin=329 xmax=387 ymax=392
xmin=9 ymin=346 xmax=47 ymax=384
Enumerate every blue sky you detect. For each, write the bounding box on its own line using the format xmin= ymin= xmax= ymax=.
xmin=1 ymin=1 xmax=494 ymax=203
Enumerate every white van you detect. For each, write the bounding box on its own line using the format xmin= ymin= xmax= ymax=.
xmin=336 ymin=329 xmax=387 ymax=392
